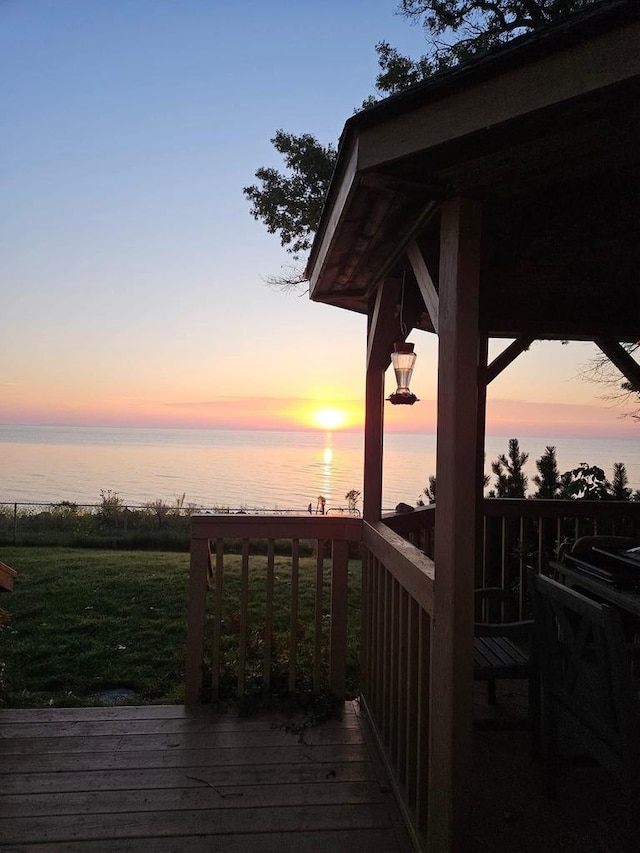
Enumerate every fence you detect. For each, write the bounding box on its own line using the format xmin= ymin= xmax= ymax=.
xmin=0 ymin=501 xmax=358 ymax=549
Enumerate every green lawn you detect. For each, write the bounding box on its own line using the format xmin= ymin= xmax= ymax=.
xmin=0 ymin=547 xmax=361 ymax=708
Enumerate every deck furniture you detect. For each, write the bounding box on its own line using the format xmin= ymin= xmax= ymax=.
xmin=473 ymin=587 xmax=535 ymax=708
xmin=552 ymin=559 xmax=640 ymax=620
xmin=533 ymin=573 xmax=640 ymax=839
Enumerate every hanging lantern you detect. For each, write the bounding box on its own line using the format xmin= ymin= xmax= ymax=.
xmin=388 ymin=342 xmax=418 ymax=405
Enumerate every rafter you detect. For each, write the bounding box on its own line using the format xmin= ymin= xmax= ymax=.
xmin=407 ymin=239 xmax=439 ymax=334
xmin=594 ymin=336 xmax=640 ymax=392
xmin=366 ymin=279 xmax=401 ymax=373
xmin=483 ymin=335 xmax=535 ymax=385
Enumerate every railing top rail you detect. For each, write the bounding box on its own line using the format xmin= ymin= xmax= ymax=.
xmin=482 ymin=498 xmax=640 ymax=520
xmin=382 ymin=504 xmax=435 ymax=534
xmin=363 ymin=520 xmax=435 ymax=614
xmin=190 ymin=513 xmax=362 ymax=541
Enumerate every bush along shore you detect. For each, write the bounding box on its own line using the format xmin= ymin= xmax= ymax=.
xmin=0 ymin=491 xmax=311 ymax=551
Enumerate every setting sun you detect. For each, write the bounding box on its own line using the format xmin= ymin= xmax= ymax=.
xmin=312 ymin=407 xmax=348 ymax=430
xmin=284 ymin=400 xmax=363 ymax=432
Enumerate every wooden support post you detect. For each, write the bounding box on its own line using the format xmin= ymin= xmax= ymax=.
xmin=363 ymin=368 xmax=385 ymax=521
xmin=428 ymin=197 xmax=482 ymax=853
xmin=476 ymin=335 xmax=489 ymax=589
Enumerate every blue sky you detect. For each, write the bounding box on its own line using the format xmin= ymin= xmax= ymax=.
xmin=1 ymin=0 xmax=636 ymax=436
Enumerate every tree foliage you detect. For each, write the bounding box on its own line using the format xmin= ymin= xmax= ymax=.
xmin=243 ymin=131 xmax=336 ymax=259
xmin=245 ymin=0 xmax=599 ymax=282
xmin=395 ymin=1 xmax=597 ymax=73
xmin=561 ymin=462 xmax=611 ymax=500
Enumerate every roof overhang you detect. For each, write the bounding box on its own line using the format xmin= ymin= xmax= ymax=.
xmin=306 ymin=1 xmax=640 ymax=341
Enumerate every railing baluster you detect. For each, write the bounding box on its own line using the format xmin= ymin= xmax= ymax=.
xmin=288 ymin=538 xmax=299 ymax=693
xmin=313 ymin=540 xmax=325 ymax=694
xmin=212 ymin=538 xmax=224 ymax=699
xmin=416 ymin=608 xmax=431 ymax=831
xmin=538 ymin=516 xmax=544 ymax=575
xmin=238 ymin=539 xmax=249 ymax=697
xmin=382 ymin=567 xmax=390 ymax=744
xmin=360 ymin=549 xmax=370 ymax=698
xmin=374 ymin=558 xmax=384 ymax=720
xmin=519 ymin=516 xmax=525 ymax=619
xmin=330 ymin=539 xmax=349 ymax=699
xmin=406 ymin=595 xmax=419 ymax=808
xmin=389 ymin=576 xmax=399 ymax=758
xmin=482 ymin=515 xmax=488 ymax=587
xmin=396 ymin=585 xmax=408 ymax=781
xmin=369 ymin=555 xmax=378 ymax=708
xmin=500 ymin=516 xmax=507 ymax=590
xmin=263 ymin=538 xmax=275 ymax=693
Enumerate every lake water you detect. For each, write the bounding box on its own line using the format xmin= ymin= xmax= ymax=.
xmin=1 ymin=425 xmax=639 ymax=511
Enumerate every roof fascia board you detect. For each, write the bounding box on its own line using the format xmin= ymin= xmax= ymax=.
xmin=307 ymin=138 xmax=359 ymax=299
xmin=357 ymin=20 xmax=640 ymax=171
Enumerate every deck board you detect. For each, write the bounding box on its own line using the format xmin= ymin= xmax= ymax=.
xmin=0 ymin=702 xmax=413 ymax=852
xmin=1 ymin=828 xmax=402 ymax=853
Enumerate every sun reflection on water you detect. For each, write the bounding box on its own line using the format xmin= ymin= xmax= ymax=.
xmin=321 ymin=434 xmax=333 ymax=501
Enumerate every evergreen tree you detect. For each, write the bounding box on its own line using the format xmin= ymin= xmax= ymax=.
xmin=418 ymin=475 xmax=437 ymax=505
xmin=491 ymin=438 xmax=528 ymax=497
xmin=610 ymin=462 xmax=632 ymax=501
xmin=532 ymin=445 xmax=562 ymax=498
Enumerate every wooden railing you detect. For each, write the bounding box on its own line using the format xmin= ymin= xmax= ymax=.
xmin=360 ymin=520 xmax=435 ymax=844
xmin=383 ymin=499 xmax=640 ymax=619
xmin=383 ymin=505 xmax=436 ymax=558
xmin=185 ymin=514 xmax=362 ymax=704
xmin=481 ymin=499 xmax=640 ymax=618
xmin=185 ymin=499 xmax=640 ymax=848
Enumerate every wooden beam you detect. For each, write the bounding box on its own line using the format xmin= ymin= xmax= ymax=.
xmin=363 ymin=364 xmax=385 ymax=523
xmin=358 ymin=20 xmax=640 ymax=171
xmin=483 ymin=335 xmax=535 ymax=385
xmin=366 ymin=279 xmax=400 ymax=373
xmin=594 ymin=337 xmax=640 ymax=392
xmin=476 ymin=335 xmax=489 ymax=589
xmin=407 ymin=240 xmax=439 ymax=335
xmin=428 ymin=197 xmax=482 ymax=853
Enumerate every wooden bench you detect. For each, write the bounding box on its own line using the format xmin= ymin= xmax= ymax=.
xmin=473 ymin=587 xmax=535 ymax=705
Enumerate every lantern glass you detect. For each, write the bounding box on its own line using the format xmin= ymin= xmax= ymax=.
xmin=392 ymin=348 xmax=416 ymax=395
xmin=391 ymin=342 xmax=416 ymax=396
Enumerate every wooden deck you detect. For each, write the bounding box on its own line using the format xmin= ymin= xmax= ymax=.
xmin=0 ymin=701 xmax=413 ymax=852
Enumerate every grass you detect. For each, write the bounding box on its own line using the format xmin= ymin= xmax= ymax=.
xmin=0 ymin=546 xmax=361 ymax=708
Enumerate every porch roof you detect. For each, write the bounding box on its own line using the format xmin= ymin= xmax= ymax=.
xmin=306 ymin=0 xmax=640 ymax=342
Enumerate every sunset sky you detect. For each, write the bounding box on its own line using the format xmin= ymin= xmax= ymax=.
xmin=2 ymin=1 xmax=638 ymax=439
